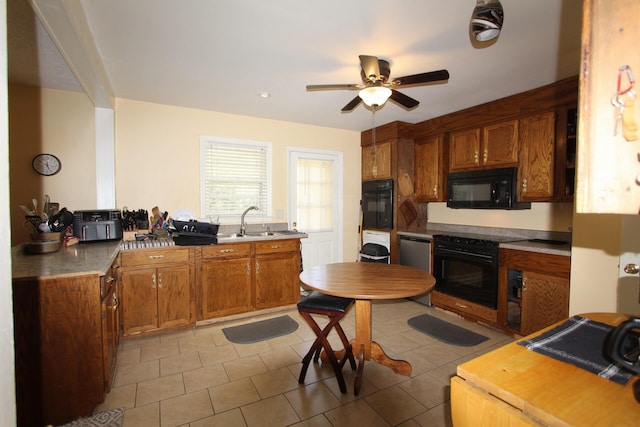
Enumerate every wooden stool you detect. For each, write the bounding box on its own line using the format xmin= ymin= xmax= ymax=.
xmin=297 ymin=291 xmax=357 ymax=393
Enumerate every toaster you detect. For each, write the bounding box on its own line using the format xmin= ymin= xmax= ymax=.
xmin=72 ymin=210 xmax=123 ymax=242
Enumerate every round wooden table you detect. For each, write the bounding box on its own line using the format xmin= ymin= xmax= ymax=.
xmin=299 ymin=262 xmax=436 ymax=394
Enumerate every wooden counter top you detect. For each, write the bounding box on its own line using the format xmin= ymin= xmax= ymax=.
xmin=12 ymin=241 xmax=121 ymax=280
xmin=453 ymin=312 xmax=640 ymax=426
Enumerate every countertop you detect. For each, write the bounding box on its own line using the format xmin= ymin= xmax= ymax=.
xmin=398 ymin=224 xmax=572 ymax=257
xmin=12 ymin=241 xmax=121 ymax=280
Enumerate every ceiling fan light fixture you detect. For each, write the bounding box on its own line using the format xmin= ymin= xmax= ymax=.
xmin=470 ymin=0 xmax=504 ymax=42
xmin=359 ymin=86 xmax=392 ymax=107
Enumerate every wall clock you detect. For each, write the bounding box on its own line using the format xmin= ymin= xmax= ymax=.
xmin=32 ymin=153 xmax=61 ymax=176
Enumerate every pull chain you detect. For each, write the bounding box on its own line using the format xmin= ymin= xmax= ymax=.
xmin=371 ymin=106 xmax=377 ymax=176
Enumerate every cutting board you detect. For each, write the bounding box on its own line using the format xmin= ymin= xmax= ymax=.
xmin=398 ymin=173 xmax=414 ymax=197
xmin=399 ymin=200 xmax=418 ymax=226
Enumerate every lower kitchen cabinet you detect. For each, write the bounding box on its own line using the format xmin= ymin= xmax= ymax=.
xmin=199 ymin=243 xmax=253 ymax=318
xmin=119 ymin=247 xmax=195 ymax=336
xmin=255 ymin=240 xmax=301 ymax=309
xmin=197 ymin=239 xmax=302 ymax=320
xmin=12 ymin=259 xmax=121 ymax=426
xmin=499 ymin=248 xmax=571 ymax=335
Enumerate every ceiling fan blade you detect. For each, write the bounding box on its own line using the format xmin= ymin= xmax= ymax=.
xmin=392 ymin=69 xmax=450 ymax=86
xmin=359 ymin=55 xmax=381 ymax=82
xmin=341 ymin=96 xmax=362 ymax=112
xmin=306 ymin=84 xmax=360 ymax=91
xmin=390 ymin=90 xmax=419 ymax=109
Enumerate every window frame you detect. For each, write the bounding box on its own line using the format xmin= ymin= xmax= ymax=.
xmin=200 ymin=136 xmax=272 ymax=223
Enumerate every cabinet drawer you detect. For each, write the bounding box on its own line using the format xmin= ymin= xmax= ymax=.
xmin=120 ymin=247 xmax=191 ymax=267
xmin=431 ymin=291 xmax=497 ymax=325
xmin=202 ymin=243 xmax=252 ymax=259
xmin=255 ymin=239 xmax=299 ymax=255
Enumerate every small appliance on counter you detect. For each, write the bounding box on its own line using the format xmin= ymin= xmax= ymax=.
xmin=72 ymin=210 xmax=123 ymax=242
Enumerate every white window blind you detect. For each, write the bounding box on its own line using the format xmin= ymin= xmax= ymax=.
xmin=296 ymin=158 xmax=333 ymax=232
xmin=200 ymin=137 xmax=271 ymax=221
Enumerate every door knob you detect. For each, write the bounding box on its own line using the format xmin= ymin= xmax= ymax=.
xmin=624 ymin=263 xmax=640 ymax=274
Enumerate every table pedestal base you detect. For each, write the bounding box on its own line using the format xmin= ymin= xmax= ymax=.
xmin=352 ymin=339 xmax=412 ymax=395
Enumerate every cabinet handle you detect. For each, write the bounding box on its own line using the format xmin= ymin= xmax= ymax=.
xmin=256 ymin=261 xmax=260 ymax=275
xmin=152 ymin=273 xmax=156 ymax=289
xmin=483 ymin=148 xmax=488 ymax=163
xmin=111 ymin=293 xmax=120 ymax=311
xmin=521 ymin=178 xmax=528 ymax=191
xmin=455 ymin=302 xmax=469 ymax=309
xmin=433 ymin=185 xmax=438 ymax=197
xmin=149 ymin=255 xmax=165 ymax=260
xmin=220 ymin=249 xmax=235 ymax=254
xmin=158 ymin=272 xmax=163 ymax=288
xmin=106 ymin=276 xmax=114 ymax=284
xmin=522 ymin=278 xmax=527 ymax=292
xmin=246 ymin=263 xmax=251 ymax=276
xmin=270 ymin=245 xmax=282 ymax=249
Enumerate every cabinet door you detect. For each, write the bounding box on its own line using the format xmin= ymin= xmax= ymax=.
xmin=255 ymin=252 xmax=300 ymax=309
xmin=521 ymin=271 xmax=569 ymax=335
xmin=414 ymin=134 xmax=446 ymax=202
xmin=483 ymin=120 xmax=519 ymax=167
xmin=362 ymin=141 xmax=392 ymax=179
xmin=200 ymin=258 xmax=253 ymax=319
xmin=518 ymin=112 xmax=556 ymax=200
xmin=101 ymin=285 xmax=118 ymax=392
xmin=157 ymin=265 xmax=192 ymax=329
xmin=449 ymin=128 xmax=481 ymax=171
xmin=121 ymin=267 xmax=158 ymax=334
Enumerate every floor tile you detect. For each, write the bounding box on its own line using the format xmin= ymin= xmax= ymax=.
xmin=113 ymin=359 xmax=159 ymax=387
xmin=123 ymin=402 xmax=160 ymax=427
xmin=323 ymin=399 xmax=389 ymax=427
xmin=365 ymin=385 xmax=427 ymax=425
xmin=183 ymin=363 xmax=229 ymax=393
xmin=160 ymin=350 xmax=202 ymax=376
xmin=241 ymin=394 xmax=300 ymax=427
xmin=190 ymin=407 xmax=247 ymax=427
xmin=285 ymin=381 xmax=342 ymax=420
xmin=250 ymin=366 xmax=301 ymax=398
xmin=223 ymin=354 xmax=268 ymax=381
xmin=159 ymin=389 xmax=213 ymax=426
xmin=135 ymin=373 xmax=185 ymax=406
xmin=209 ymin=378 xmax=261 ymax=413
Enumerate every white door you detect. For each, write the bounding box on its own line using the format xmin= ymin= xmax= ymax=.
xmin=618 ymin=215 xmax=640 ymax=315
xmin=287 ymin=148 xmax=343 ymax=270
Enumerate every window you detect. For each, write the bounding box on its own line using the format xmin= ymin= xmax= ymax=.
xmin=200 ymin=136 xmax=272 ymax=222
xmin=296 ymin=158 xmax=334 ymax=232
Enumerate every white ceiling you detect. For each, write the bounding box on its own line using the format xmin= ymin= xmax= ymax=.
xmin=7 ymin=0 xmax=583 ymax=132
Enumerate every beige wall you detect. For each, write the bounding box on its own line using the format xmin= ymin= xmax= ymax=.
xmin=428 ymin=202 xmax=574 ymax=232
xmin=9 ymin=85 xmax=96 ymax=245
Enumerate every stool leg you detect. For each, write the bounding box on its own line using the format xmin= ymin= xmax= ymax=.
xmin=334 ymin=323 xmax=357 ymax=371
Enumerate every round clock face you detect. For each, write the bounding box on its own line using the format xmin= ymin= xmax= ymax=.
xmin=32 ymin=153 xmax=61 ymax=176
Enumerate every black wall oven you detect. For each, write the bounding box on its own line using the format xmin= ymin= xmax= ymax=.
xmin=432 ymin=235 xmax=499 ymax=309
xmin=362 ymin=179 xmax=393 ymax=230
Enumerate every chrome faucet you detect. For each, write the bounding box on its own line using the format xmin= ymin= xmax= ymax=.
xmin=240 ymin=206 xmax=258 ymax=236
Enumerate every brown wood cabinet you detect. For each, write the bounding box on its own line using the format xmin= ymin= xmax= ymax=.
xmin=255 ymin=239 xmax=301 ymax=309
xmin=198 ymin=239 xmax=301 ymax=320
xmin=362 ymin=140 xmax=392 ymax=180
xmin=518 ymin=111 xmax=557 ymax=201
xmin=119 ymin=247 xmax=195 ymax=336
xmin=414 ymin=134 xmax=446 ymax=202
xmin=199 ymin=242 xmax=253 ymax=318
xmin=13 ymin=259 xmax=121 ymax=426
xmin=449 ymin=120 xmax=519 ymax=171
xmin=499 ymin=248 xmax=571 ymax=336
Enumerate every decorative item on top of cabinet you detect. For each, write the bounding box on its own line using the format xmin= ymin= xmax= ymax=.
xmin=577 ymin=0 xmax=640 ymax=213
xmin=414 ymin=134 xmax=447 ymax=202
xmin=362 ymin=140 xmax=392 ymax=180
xmin=499 ymin=248 xmax=570 ymax=336
xmin=119 ymin=247 xmax=195 ymax=336
xmin=449 ymin=119 xmax=519 ymax=171
xmin=518 ymin=111 xmax=556 ymax=201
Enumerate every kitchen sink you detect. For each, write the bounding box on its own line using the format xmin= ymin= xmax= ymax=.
xmin=216 ymin=230 xmax=304 ymax=240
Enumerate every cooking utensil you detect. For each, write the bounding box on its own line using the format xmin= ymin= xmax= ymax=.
xmin=48 ymin=207 xmax=73 ymax=232
xmin=31 ymin=198 xmax=38 ymax=217
xmin=25 ymin=215 xmax=43 ymax=230
xmin=43 ymin=194 xmax=50 ymax=219
xmin=20 ymin=205 xmax=35 ymax=216
xmin=398 ymin=173 xmax=414 ymax=197
xmin=399 ymin=199 xmax=418 ymax=226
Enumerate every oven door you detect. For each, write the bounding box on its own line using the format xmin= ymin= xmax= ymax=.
xmin=432 ymin=245 xmax=498 ymax=309
xmin=362 ymin=181 xmax=393 ymax=229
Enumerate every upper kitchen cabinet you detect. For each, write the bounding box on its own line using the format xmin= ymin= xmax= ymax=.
xmin=414 ymin=134 xmax=447 ymax=202
xmin=518 ymin=111 xmax=556 ymax=201
xmin=449 ymin=120 xmax=519 ymax=171
xmin=362 ymin=140 xmax=392 ymax=180
xmin=576 ymin=0 xmax=640 ymax=213
xmin=361 ymin=121 xmax=414 ymax=181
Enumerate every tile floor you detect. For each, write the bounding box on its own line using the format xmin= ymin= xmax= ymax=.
xmin=95 ymin=299 xmax=513 ymax=427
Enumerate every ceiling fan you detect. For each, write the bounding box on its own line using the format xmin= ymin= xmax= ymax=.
xmin=306 ymin=55 xmax=450 ymax=112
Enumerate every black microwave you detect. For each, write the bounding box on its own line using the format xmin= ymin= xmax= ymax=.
xmin=446 ymin=167 xmax=531 ymax=210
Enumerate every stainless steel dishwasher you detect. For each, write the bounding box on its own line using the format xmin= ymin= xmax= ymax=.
xmin=399 ymin=235 xmax=431 ymax=305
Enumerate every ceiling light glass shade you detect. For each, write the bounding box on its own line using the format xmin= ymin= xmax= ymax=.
xmin=359 ymin=86 xmax=392 ymax=107
xmin=470 ymin=0 xmax=504 ymax=42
